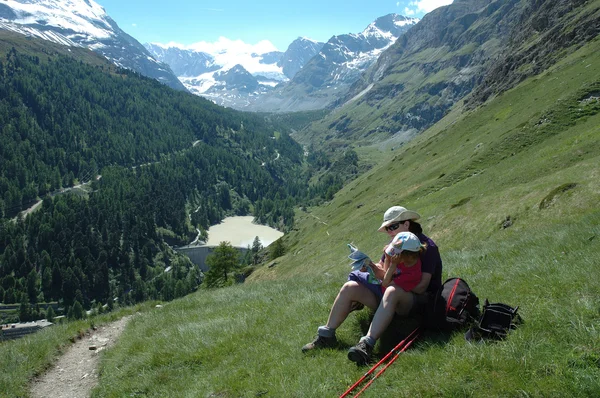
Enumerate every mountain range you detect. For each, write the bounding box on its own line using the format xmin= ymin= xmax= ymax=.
xmin=248 ymin=13 xmax=419 ymax=112
xmin=146 ymin=14 xmax=419 ymax=111
xmin=144 ymin=37 xmax=325 ymax=109
xmin=0 ymin=0 xmax=185 ymax=90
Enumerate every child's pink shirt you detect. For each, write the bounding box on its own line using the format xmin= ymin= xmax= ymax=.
xmin=385 ymin=257 xmax=422 ymax=292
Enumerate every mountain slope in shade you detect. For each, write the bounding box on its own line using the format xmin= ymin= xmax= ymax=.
xmin=298 ymin=0 xmax=600 ymax=149
xmin=0 ymin=0 xmax=185 ymax=90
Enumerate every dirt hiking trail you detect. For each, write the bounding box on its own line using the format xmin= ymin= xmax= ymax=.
xmin=30 ymin=315 xmax=131 ymax=398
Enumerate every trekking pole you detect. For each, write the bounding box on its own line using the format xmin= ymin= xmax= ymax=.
xmin=339 ymin=327 xmax=420 ymax=398
xmin=352 ymin=330 xmax=420 ymax=397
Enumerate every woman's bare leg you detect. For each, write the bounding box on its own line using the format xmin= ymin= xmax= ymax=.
xmin=326 ymin=281 xmax=379 ymax=329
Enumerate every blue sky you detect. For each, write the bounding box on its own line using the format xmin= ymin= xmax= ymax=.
xmin=98 ymin=0 xmax=453 ymax=51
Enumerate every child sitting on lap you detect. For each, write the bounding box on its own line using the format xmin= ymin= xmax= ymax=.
xmin=381 ymin=231 xmax=427 ymax=292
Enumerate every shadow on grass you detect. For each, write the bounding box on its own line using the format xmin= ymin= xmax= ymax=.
xmin=370 ymin=312 xmax=454 ymax=361
xmin=325 ymin=309 xmax=457 ymax=361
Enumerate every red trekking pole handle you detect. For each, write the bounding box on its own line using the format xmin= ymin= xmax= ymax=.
xmin=339 ymin=327 xmax=420 ymax=398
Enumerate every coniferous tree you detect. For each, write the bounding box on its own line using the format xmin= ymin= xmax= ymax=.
xmin=41 ymin=264 xmax=52 ymax=302
xmin=251 ymin=236 xmax=263 ymax=265
xmin=204 ymin=242 xmax=240 ymax=288
xmin=71 ymin=300 xmax=85 ymax=320
xmin=19 ymin=293 xmax=30 ymax=322
xmin=26 ymin=268 xmax=39 ymax=304
xmin=270 ymin=239 xmax=286 ymax=260
xmin=46 ymin=306 xmax=55 ymax=323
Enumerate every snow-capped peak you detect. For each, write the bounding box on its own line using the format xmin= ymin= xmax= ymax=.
xmin=362 ymin=23 xmax=395 ymax=40
xmin=394 ymin=17 xmax=420 ymax=27
xmin=361 ymin=14 xmax=419 ymax=39
xmin=1 ymin=0 xmax=112 ymax=39
xmin=297 ymin=36 xmax=320 ymax=44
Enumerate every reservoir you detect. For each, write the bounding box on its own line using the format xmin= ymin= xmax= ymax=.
xmin=204 ymin=216 xmax=284 ymax=248
xmin=176 ymin=216 xmax=284 ymax=271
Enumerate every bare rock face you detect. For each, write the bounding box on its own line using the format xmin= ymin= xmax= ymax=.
xmin=468 ymin=0 xmax=600 ymax=106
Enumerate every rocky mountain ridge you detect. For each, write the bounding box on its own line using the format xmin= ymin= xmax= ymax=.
xmin=145 ymin=37 xmax=325 ymax=109
xmin=247 ymin=13 xmax=419 ymax=112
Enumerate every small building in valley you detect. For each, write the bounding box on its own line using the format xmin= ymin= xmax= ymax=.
xmin=0 ymin=320 xmax=53 ymax=341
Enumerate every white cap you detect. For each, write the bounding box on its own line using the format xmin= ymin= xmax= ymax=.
xmin=385 ymin=232 xmax=422 ymax=256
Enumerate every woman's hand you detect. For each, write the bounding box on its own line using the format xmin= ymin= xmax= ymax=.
xmin=360 ymin=260 xmax=376 ymax=272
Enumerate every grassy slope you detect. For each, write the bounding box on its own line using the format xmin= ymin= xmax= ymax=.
xmin=89 ymin=39 xmax=600 ymax=397
xmin=1 ymin=37 xmax=598 ymax=398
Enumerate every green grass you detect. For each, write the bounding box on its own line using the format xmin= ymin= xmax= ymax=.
xmin=2 ymin=25 xmax=600 ymax=398
xmin=91 ymin=214 xmax=599 ymax=397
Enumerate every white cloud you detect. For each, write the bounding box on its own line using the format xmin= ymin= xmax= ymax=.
xmin=404 ymin=7 xmax=416 ymax=16
xmin=132 ymin=23 xmax=137 ymax=27
xmin=405 ymin=0 xmax=453 ymax=14
xmin=187 ymin=37 xmax=278 ymax=55
xmin=155 ymin=37 xmax=282 ymax=75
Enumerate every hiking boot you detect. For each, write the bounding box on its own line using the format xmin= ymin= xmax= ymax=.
xmin=302 ymin=334 xmax=337 ymax=352
xmin=347 ymin=339 xmax=373 ymax=365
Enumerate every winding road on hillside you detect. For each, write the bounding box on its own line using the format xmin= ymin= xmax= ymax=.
xmin=13 ymin=176 xmax=101 ymax=221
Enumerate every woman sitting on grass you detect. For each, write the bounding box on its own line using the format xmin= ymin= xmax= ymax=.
xmin=302 ymin=206 xmax=443 ymax=365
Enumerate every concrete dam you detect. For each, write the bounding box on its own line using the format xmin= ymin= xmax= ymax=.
xmin=175 ymin=245 xmax=248 ymax=272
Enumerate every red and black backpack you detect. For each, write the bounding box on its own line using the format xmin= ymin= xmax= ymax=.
xmin=427 ymin=277 xmax=480 ymax=331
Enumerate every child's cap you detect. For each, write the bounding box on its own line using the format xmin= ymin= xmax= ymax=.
xmin=385 ymin=232 xmax=422 ymax=256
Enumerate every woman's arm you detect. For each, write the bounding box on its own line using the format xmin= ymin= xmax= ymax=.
xmin=369 ymin=259 xmax=387 ymax=280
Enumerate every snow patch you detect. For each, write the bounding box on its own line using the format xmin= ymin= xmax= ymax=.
xmin=395 ymin=18 xmax=420 ymax=27
xmin=258 ymin=80 xmax=280 ymax=87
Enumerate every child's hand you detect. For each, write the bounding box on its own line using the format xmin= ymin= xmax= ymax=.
xmin=390 ymin=253 xmax=402 ymax=265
